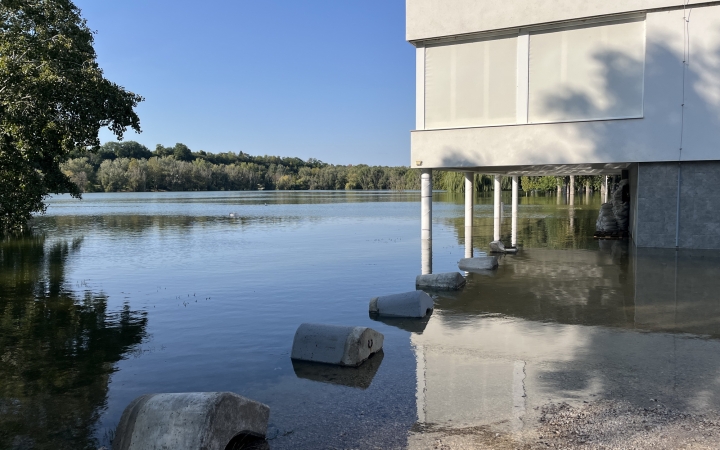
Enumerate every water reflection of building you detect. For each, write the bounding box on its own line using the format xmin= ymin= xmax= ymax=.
xmin=633 ymin=247 xmax=720 ymax=337
xmin=0 ymin=237 xmax=148 ymax=449
xmin=410 ymin=245 xmax=720 ymax=440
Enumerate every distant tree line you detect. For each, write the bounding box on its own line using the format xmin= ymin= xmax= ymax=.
xmin=60 ymin=141 xmax=604 ymax=194
xmin=61 ymin=142 xmax=421 ymax=192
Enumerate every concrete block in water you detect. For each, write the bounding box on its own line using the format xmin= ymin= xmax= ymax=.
xmin=458 ymin=256 xmax=499 ymax=271
xmin=416 ymin=272 xmax=466 ymax=291
xmin=291 ymin=323 xmax=383 ymax=367
xmin=369 ymin=290 xmax=434 ymax=318
xmin=489 ymin=240 xmax=506 ymax=253
xmin=112 ymin=392 xmax=270 ymax=450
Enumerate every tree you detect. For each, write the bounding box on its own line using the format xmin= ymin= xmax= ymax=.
xmin=172 ymin=143 xmax=193 ymax=161
xmin=0 ymin=0 xmax=142 ymax=234
xmin=59 ymin=156 xmax=94 ymax=192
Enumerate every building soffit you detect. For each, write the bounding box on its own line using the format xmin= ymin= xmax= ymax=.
xmin=441 ymin=163 xmax=631 ymax=176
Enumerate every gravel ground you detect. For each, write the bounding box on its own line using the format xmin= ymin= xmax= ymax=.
xmin=531 ymin=401 xmax=720 ymax=449
xmin=408 ymin=400 xmax=720 ymax=450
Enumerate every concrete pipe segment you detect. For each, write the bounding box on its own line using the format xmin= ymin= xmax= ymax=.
xmin=369 ymin=290 xmax=434 ymax=318
xmin=415 ymin=272 xmax=466 ymax=291
xmin=458 ymin=256 xmax=499 ymax=271
xmin=489 ymin=240 xmax=506 ymax=253
xmin=112 ymin=392 xmax=270 ymax=450
xmin=291 ymin=323 xmax=384 ymax=367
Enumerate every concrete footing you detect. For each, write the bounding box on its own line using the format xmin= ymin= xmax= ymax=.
xmin=458 ymin=256 xmax=499 ymax=271
xmin=489 ymin=240 xmax=506 ymax=253
xmin=112 ymin=392 xmax=270 ymax=450
xmin=415 ymin=272 xmax=466 ymax=291
xmin=291 ymin=323 xmax=384 ymax=367
xmin=369 ymin=290 xmax=434 ymax=318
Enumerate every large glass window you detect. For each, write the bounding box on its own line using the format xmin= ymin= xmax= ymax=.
xmin=528 ymin=19 xmax=645 ymax=123
xmin=424 ymin=36 xmax=517 ymax=129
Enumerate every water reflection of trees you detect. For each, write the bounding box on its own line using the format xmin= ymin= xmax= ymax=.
xmin=36 ymin=214 xmax=319 ymax=237
xmin=0 ymin=236 xmax=148 ymax=450
xmin=442 ymin=192 xmax=601 ymax=250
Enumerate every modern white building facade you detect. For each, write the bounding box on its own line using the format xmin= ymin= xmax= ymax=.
xmin=408 ymin=0 xmax=720 ymax=249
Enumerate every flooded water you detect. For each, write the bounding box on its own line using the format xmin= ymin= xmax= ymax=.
xmin=1 ymin=191 xmax=719 ymax=449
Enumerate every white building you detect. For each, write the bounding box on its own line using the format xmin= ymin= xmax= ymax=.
xmin=408 ymin=0 xmax=720 ymax=249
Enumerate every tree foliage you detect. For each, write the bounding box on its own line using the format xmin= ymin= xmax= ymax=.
xmin=62 ymin=145 xmax=422 ymax=192
xmin=0 ymin=0 xmax=142 ymax=234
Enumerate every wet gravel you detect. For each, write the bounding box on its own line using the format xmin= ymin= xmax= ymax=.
xmin=409 ymin=400 xmax=720 ymax=450
xmin=530 ymin=400 xmax=720 ymax=449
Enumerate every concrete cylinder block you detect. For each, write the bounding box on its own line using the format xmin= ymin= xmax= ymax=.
xmin=489 ymin=240 xmax=506 ymax=253
xmin=291 ymin=323 xmax=384 ymax=367
xmin=369 ymin=290 xmax=434 ymax=318
xmin=416 ymin=272 xmax=466 ymax=291
xmin=458 ymin=256 xmax=499 ymax=271
xmin=112 ymin=392 xmax=270 ymax=450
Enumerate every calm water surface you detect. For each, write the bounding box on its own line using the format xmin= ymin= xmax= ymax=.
xmin=1 ymin=191 xmax=720 ymax=449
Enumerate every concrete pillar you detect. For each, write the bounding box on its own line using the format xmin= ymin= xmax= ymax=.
xmin=493 ymin=175 xmax=502 ymax=241
xmin=421 ymin=169 xmax=432 ymax=241
xmin=511 ymin=176 xmax=518 ymax=248
xmin=603 ymin=175 xmax=609 ymax=203
xmin=569 ymin=175 xmax=575 ymax=206
xmin=464 ymin=172 xmax=474 ymax=258
xmin=585 ymin=182 xmax=590 ymax=204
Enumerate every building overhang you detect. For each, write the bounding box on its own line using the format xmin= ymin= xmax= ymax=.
xmin=437 ymin=163 xmax=631 ymax=176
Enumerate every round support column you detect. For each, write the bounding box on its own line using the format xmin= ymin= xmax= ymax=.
xmin=493 ymin=175 xmax=502 ymax=242
xmin=464 ymin=172 xmax=474 ymax=258
xmin=603 ymin=176 xmax=609 ymax=203
xmin=421 ymin=169 xmax=433 ymax=275
xmin=421 ymin=169 xmax=432 ymax=241
xmin=511 ymin=176 xmax=518 ymax=248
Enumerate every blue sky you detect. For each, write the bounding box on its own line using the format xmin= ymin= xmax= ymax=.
xmin=75 ymin=1 xmax=414 ymax=166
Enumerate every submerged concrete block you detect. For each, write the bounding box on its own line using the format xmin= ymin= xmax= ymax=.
xmin=489 ymin=240 xmax=506 ymax=253
xmin=369 ymin=290 xmax=434 ymax=318
xmin=458 ymin=256 xmax=499 ymax=271
xmin=112 ymin=392 xmax=270 ymax=450
xmin=291 ymin=323 xmax=383 ymax=367
xmin=416 ymin=272 xmax=466 ymax=291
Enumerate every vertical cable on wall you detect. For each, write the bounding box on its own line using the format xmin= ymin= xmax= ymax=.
xmin=676 ymin=2 xmax=692 ymax=248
